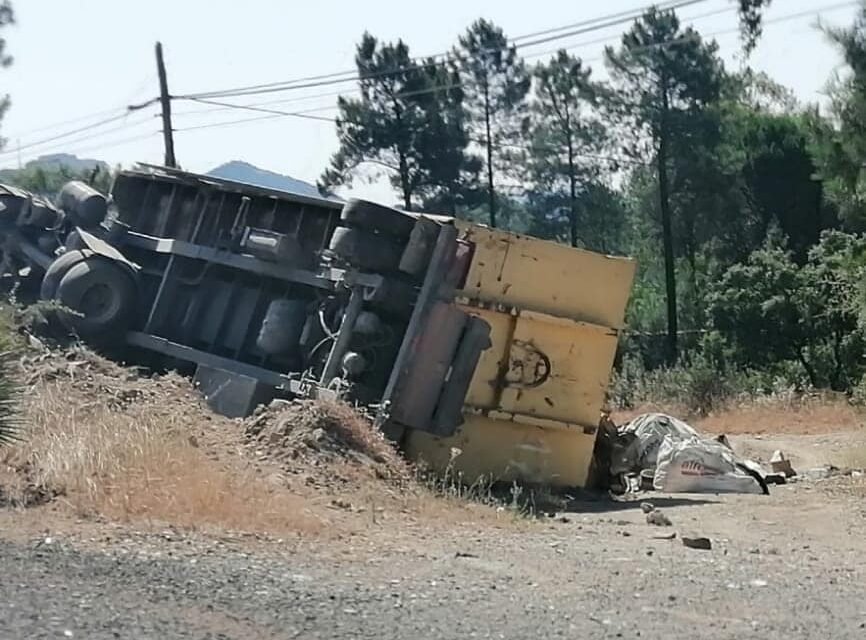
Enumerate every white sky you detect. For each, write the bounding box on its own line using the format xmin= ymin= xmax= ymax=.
xmin=0 ymin=0 xmax=859 ymax=203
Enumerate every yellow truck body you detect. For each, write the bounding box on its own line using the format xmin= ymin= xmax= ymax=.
xmin=406 ymin=223 xmax=636 ymax=488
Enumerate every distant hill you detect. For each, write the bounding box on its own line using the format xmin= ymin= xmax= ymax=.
xmin=207 ymin=161 xmax=339 ymax=202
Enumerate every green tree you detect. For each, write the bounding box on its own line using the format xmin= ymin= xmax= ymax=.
xmin=812 ymin=4 xmax=866 ymax=230
xmin=321 ymin=34 xmax=447 ymax=210
xmin=528 ymin=51 xmax=607 ymax=248
xmin=605 ymin=8 xmax=724 ymax=360
xmin=737 ymin=0 xmax=772 ymax=53
xmin=415 ymin=61 xmax=481 ymax=214
xmin=455 ymin=19 xmax=530 ymax=228
xmin=709 ymin=230 xmax=866 ymax=391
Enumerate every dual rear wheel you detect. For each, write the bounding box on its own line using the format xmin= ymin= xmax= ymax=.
xmin=41 ymin=250 xmax=137 ymax=340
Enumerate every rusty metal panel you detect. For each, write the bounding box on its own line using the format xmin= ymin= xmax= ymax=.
xmin=455 ymin=224 xmax=635 ymax=330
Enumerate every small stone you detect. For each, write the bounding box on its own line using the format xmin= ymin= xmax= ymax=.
xmin=646 ymin=510 xmax=672 ymax=527
xmin=682 ymin=536 xmax=712 ymax=550
xmin=651 ymin=531 xmax=676 ymax=540
xmin=640 ymin=502 xmax=655 ymax=514
xmin=750 ymin=579 xmax=768 ymax=587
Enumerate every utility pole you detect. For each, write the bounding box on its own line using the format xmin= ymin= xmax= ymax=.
xmin=155 ymin=41 xmax=177 ymax=168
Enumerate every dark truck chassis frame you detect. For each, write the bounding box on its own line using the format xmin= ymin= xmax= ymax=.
xmin=0 ymin=164 xmax=491 ymax=439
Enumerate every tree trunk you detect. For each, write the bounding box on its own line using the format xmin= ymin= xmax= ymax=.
xmin=398 ymin=151 xmax=411 ymax=210
xmin=566 ymin=132 xmax=578 ymax=248
xmin=657 ymin=85 xmax=678 ymax=362
xmin=483 ymin=83 xmax=497 ymax=228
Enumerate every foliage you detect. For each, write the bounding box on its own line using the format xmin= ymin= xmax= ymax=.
xmin=736 ymin=0 xmax=772 ymax=54
xmin=455 ymin=19 xmax=530 ymax=227
xmin=813 ymin=4 xmax=866 ymax=230
xmin=527 ymin=51 xmax=606 ymax=247
xmin=709 ymin=230 xmax=866 ymax=391
xmin=320 ymin=33 xmax=472 ymax=210
xmin=605 ymin=7 xmax=725 ymax=360
xmin=0 ymin=163 xmax=114 ymax=196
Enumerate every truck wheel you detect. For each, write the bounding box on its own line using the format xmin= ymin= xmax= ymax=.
xmin=55 ymin=258 xmax=136 ymax=339
xmin=328 ymin=227 xmax=403 ymax=272
xmin=40 ymin=249 xmax=92 ymax=301
xmin=340 ymin=199 xmax=416 ymax=239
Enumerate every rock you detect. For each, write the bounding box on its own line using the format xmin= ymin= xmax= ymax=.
xmin=646 ymin=510 xmax=672 ymax=527
xmin=640 ymin=502 xmax=655 ymax=514
xmin=651 ymin=532 xmax=677 ymax=540
xmin=682 ymin=536 xmax=712 ymax=550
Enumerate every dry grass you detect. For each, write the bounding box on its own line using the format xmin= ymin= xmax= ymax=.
xmin=0 ymin=346 xmax=513 ymax=539
xmin=614 ymin=393 xmax=865 ymax=436
xmin=1 ymin=371 xmax=322 ymax=535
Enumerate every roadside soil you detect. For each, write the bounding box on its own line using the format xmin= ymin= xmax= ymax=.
xmin=2 ymin=346 xmax=866 ymax=638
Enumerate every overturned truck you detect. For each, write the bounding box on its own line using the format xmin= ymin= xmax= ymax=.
xmin=0 ymin=164 xmax=635 ymax=487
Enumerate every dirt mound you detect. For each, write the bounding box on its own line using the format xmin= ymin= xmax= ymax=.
xmin=244 ymin=399 xmax=410 ymax=483
xmin=19 ymin=344 xmax=217 ymax=421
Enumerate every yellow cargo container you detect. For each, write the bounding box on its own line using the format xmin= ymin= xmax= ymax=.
xmin=406 ymin=223 xmax=636 ymax=488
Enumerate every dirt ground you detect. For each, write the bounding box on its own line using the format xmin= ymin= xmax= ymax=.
xmin=2 ymin=347 xmax=866 ymax=638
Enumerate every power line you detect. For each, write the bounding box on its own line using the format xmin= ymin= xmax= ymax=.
xmin=172 ymin=2 xmax=802 ymax=131
xmin=5 ymin=106 xmax=129 ymax=139
xmin=13 ymin=131 xmax=160 ymax=168
xmin=173 ymin=0 xmax=845 ymax=125
xmin=177 ymin=0 xmax=713 ymax=101
xmin=0 ymin=110 xmax=157 ymax=159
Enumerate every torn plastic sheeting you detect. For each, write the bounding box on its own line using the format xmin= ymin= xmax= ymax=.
xmin=610 ymin=413 xmax=700 ymax=476
xmin=609 ymin=412 xmax=766 ymax=495
xmin=653 ymin=436 xmax=765 ymax=495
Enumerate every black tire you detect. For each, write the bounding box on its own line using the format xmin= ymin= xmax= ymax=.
xmin=39 ymin=249 xmax=93 ymax=301
xmin=328 ymin=227 xmax=403 ymax=272
xmin=55 ymin=258 xmax=136 ymax=339
xmin=340 ymin=199 xmax=416 ymax=239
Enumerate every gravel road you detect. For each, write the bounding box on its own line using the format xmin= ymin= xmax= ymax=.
xmin=3 ymin=475 xmax=866 ymax=640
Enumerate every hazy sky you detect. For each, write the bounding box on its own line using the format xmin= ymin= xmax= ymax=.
xmin=0 ymin=0 xmax=860 ymax=203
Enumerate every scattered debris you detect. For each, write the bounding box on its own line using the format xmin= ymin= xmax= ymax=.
xmin=640 ymin=501 xmax=655 ymax=514
xmin=770 ymin=450 xmax=796 ymax=478
xmin=455 ymin=551 xmax=479 ymax=559
xmin=608 ymin=413 xmax=768 ymax=495
xmin=763 ymin=473 xmax=787 ymax=486
xmin=682 ymin=536 xmax=712 ymax=550
xmin=646 ymin=510 xmax=672 ymax=527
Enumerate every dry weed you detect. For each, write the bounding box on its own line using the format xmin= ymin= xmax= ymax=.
xmin=2 ymin=366 xmax=321 ymax=535
xmin=616 ymin=393 xmax=865 ymax=436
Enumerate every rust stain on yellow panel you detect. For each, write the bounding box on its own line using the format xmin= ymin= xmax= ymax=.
xmin=406 ymin=220 xmax=635 ymax=489
xmin=499 ymin=315 xmax=618 ymax=427
xmin=406 ymin=414 xmax=597 ymax=488
xmin=459 ymin=307 xmax=514 ymax=408
xmin=456 ymin=224 xmax=635 ymax=329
